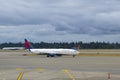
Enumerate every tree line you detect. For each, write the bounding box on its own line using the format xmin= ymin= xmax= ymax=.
xmin=0 ymin=41 xmax=120 ymax=49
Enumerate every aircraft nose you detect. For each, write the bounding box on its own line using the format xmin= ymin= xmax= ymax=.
xmin=74 ymin=50 xmax=79 ymax=54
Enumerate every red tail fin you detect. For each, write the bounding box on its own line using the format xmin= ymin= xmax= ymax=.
xmin=24 ymin=39 xmax=31 ymax=49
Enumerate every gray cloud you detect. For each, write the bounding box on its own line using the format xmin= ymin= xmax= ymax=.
xmin=0 ymin=0 xmax=120 ymax=42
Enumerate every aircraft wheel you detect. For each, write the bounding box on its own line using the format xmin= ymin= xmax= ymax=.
xmin=47 ymin=55 xmax=49 ymax=57
xmin=73 ymin=55 xmax=75 ymax=57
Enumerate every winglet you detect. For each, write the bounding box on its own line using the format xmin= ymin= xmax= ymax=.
xmin=77 ymin=45 xmax=80 ymax=50
xmin=72 ymin=45 xmax=80 ymax=50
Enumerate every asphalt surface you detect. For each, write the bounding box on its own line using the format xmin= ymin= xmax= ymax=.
xmin=0 ymin=50 xmax=120 ymax=80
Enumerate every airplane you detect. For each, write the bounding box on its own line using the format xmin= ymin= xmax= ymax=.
xmin=2 ymin=47 xmax=24 ymax=50
xmin=24 ymin=39 xmax=80 ymax=57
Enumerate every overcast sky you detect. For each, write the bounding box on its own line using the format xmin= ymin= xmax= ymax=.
xmin=0 ymin=0 xmax=120 ymax=43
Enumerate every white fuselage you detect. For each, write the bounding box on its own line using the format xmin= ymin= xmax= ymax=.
xmin=29 ymin=48 xmax=79 ymax=55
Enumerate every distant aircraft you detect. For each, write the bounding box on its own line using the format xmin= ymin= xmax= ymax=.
xmin=24 ymin=39 xmax=79 ymax=57
xmin=2 ymin=47 xmax=24 ymax=50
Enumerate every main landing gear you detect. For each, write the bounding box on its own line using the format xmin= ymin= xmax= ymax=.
xmin=72 ymin=55 xmax=75 ymax=57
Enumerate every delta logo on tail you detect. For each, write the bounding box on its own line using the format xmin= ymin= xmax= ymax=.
xmin=24 ymin=39 xmax=31 ymax=49
xmin=24 ymin=39 xmax=79 ymax=57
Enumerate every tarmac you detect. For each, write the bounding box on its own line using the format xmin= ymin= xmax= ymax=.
xmin=0 ymin=50 xmax=120 ymax=80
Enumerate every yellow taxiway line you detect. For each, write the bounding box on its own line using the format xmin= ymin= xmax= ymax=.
xmin=17 ymin=72 xmax=24 ymax=80
xmin=16 ymin=68 xmax=24 ymax=70
xmin=63 ymin=69 xmax=75 ymax=80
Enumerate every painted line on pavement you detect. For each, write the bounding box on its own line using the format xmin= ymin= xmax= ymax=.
xmin=16 ymin=68 xmax=24 ymax=70
xmin=63 ymin=69 xmax=75 ymax=80
xmin=17 ymin=72 xmax=24 ymax=80
xmin=35 ymin=68 xmax=45 ymax=71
